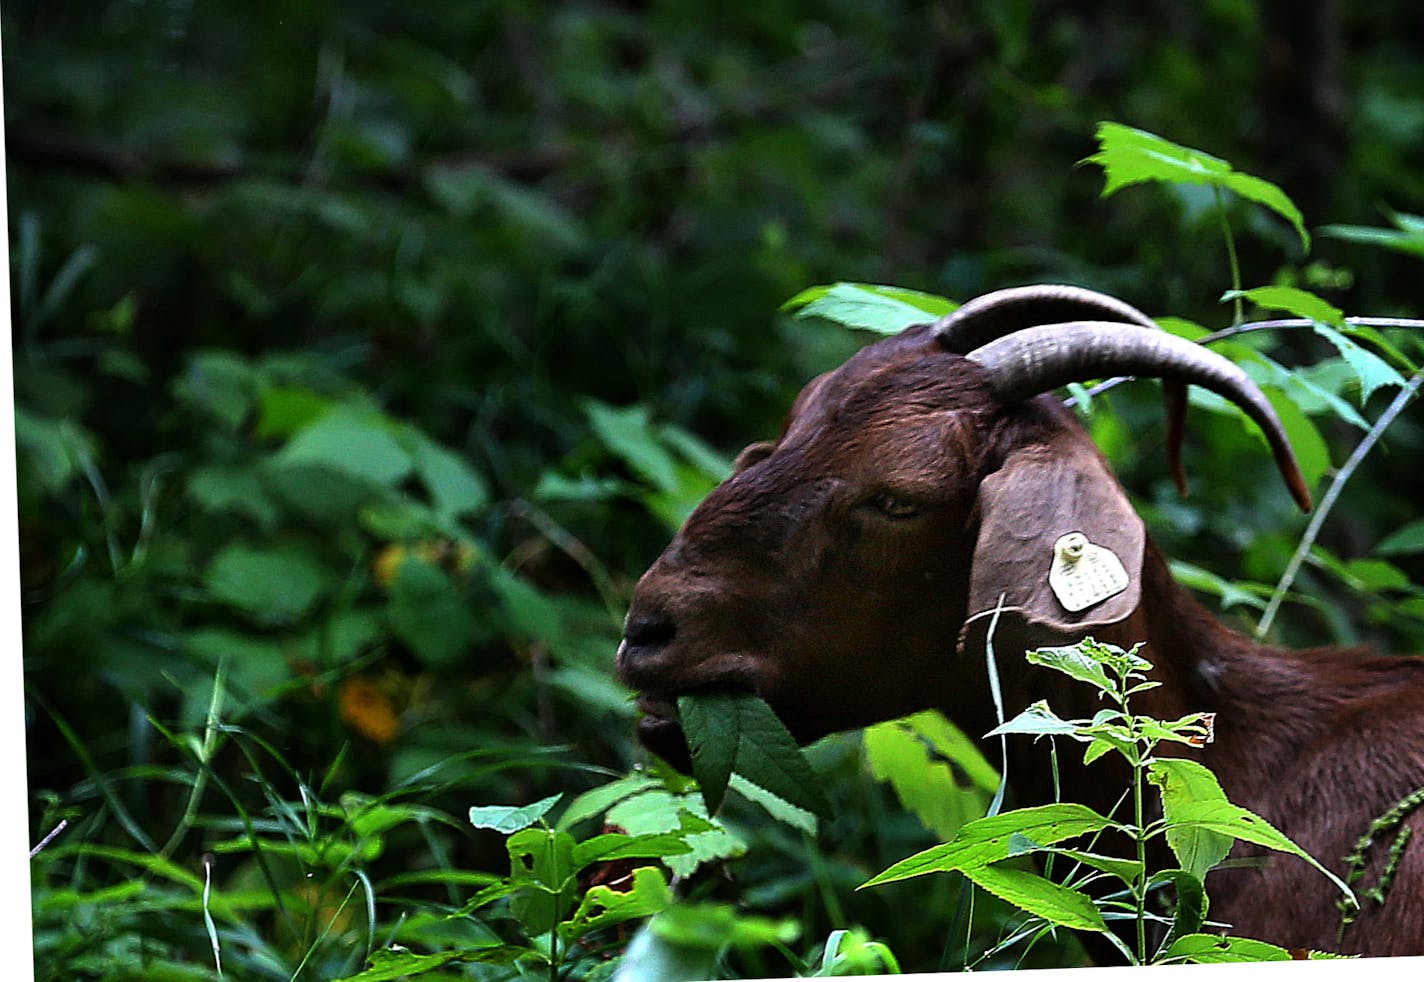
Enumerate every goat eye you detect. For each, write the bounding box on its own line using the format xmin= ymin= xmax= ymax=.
xmin=871 ymin=491 xmax=922 ymax=519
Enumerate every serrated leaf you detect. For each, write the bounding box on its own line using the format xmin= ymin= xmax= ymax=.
xmin=863 ymin=711 xmax=996 ymax=840
xmin=861 ymin=803 xmax=1115 ymax=888
xmin=605 ymin=791 xmax=745 ymax=879
xmin=469 ymin=793 xmax=562 ymax=834
xmin=507 ymin=827 xmax=578 ymax=935
xmin=1084 ymin=122 xmax=1308 ymax=249
xmin=727 ymin=773 xmax=817 ymax=834
xmin=1223 ymin=286 xmax=1345 ymax=328
xmin=1312 ymin=323 xmax=1407 ymax=404
xmin=557 ymin=774 xmax=661 ymax=831
xmin=962 ymin=864 xmax=1108 ymax=933
xmin=1149 ymin=797 xmax=1354 ymax=904
xmin=571 ymin=813 xmax=705 ymax=869
xmin=783 ymin=282 xmax=956 ymax=335
xmin=1147 ymin=758 xmax=1233 ymax=881
xmin=677 ymin=692 xmax=831 ymax=818
xmin=1160 ymin=933 xmax=1295 ymax=964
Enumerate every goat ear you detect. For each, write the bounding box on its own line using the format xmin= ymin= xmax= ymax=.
xmin=959 ymin=432 xmax=1144 ymax=650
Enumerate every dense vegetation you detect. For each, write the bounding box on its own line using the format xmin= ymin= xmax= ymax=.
xmin=10 ymin=2 xmax=1424 ymax=978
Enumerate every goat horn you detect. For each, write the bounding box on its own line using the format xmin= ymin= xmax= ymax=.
xmin=936 ymin=284 xmax=1191 ymax=497
xmin=932 ymin=283 xmax=1158 ymax=353
xmin=966 ymin=321 xmax=1313 ymax=512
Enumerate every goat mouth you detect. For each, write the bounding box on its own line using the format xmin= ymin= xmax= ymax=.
xmin=634 ymin=694 xmax=693 ymax=773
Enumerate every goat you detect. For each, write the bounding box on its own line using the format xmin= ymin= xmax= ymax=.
xmin=615 ymin=285 xmax=1424 ymax=958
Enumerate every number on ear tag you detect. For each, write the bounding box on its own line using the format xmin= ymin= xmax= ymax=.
xmin=1048 ymin=532 xmax=1130 ymax=613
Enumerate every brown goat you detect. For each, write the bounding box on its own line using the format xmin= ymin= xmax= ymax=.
xmin=616 ymin=285 xmax=1424 ymax=957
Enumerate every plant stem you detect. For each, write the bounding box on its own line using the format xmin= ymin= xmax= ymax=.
xmin=1214 ymin=185 xmax=1244 ymax=324
xmin=1257 ymin=369 xmax=1424 ymax=636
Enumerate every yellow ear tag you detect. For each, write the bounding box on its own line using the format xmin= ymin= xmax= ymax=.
xmin=1048 ymin=532 xmax=1130 ymax=613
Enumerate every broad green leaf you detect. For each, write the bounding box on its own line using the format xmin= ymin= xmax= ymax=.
xmin=1084 ymin=122 xmax=1308 ymax=249
xmin=507 ymin=827 xmax=579 ymax=934
xmin=863 ymin=711 xmax=996 ymax=840
xmin=1148 ymin=758 xmax=1233 ymax=881
xmin=557 ymin=774 xmax=661 ymax=831
xmin=253 ymin=385 xmax=334 ymax=439
xmin=406 ymin=431 xmax=489 ymax=517
xmin=1262 ymin=387 xmax=1331 ymax=493
xmin=1340 ymin=557 xmax=1411 ymax=592
xmin=605 ymin=791 xmax=746 ymax=878
xmin=585 ymin=400 xmax=681 ymax=494
xmin=962 ymin=864 xmax=1108 ymax=933
xmin=984 ymin=700 xmax=1083 ymax=740
xmin=1159 ymin=933 xmax=1294 ymax=964
xmin=560 ymin=866 xmax=672 ymax=939
xmin=469 ymin=793 xmax=562 ymax=833
xmin=203 ymin=544 xmax=327 ymax=625
xmin=783 ymin=281 xmax=956 ymax=335
xmin=861 ymin=803 xmax=1115 ymax=888
xmin=648 ymin=902 xmax=800 ymax=949
xmin=1150 ymin=798 xmax=1354 ymax=904
xmin=388 ymin=557 xmax=480 ymax=667
xmin=571 ymin=813 xmax=707 ymax=869
xmin=333 ymin=945 xmax=529 ymax=981
xmin=1375 ymin=519 xmax=1424 ymax=557
xmin=1312 ymin=323 xmax=1407 ymax=404
xmin=1223 ymin=286 xmax=1344 ymax=328
xmin=677 ymin=692 xmax=831 ymax=818
xmin=275 ymin=406 xmax=413 ymax=486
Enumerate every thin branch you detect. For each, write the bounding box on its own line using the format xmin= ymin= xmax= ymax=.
xmin=1256 ymin=369 xmax=1424 ymax=636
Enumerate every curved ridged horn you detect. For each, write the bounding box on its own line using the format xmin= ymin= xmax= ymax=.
xmin=937 ymin=284 xmax=1191 ymax=495
xmin=966 ymin=321 xmax=1313 ymax=512
xmin=933 ymin=284 xmax=1157 ymax=353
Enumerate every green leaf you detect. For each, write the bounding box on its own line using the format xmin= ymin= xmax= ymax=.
xmin=984 ymin=700 xmax=1083 ymax=740
xmin=586 ymin=400 xmax=682 ymax=494
xmin=863 ymin=711 xmax=997 ymax=840
xmin=387 ymin=557 xmax=480 ymax=667
xmin=560 ymin=866 xmax=672 ymax=939
xmin=605 ymin=791 xmax=746 ymax=879
xmin=1084 ymin=122 xmax=1308 ymax=249
xmin=557 ymin=774 xmax=661 ymax=831
xmin=507 ymin=827 xmax=579 ymax=934
xmin=1375 ymin=519 xmax=1424 ymax=557
xmin=1147 ymin=758 xmax=1233 ymax=881
xmin=406 ymin=431 xmax=489 ymax=518
xmin=1312 ymin=323 xmax=1407 ymax=404
xmin=962 ymin=864 xmax=1108 ymax=933
xmin=274 ymin=406 xmax=413 ymax=486
xmin=203 ymin=544 xmax=327 ymax=625
xmin=1159 ymin=933 xmax=1294 ymax=964
xmin=570 ymin=815 xmax=704 ymax=869
xmin=1223 ymin=286 xmax=1345 ymax=328
xmin=469 ymin=793 xmax=563 ymax=833
xmin=1149 ymin=797 xmax=1355 ymax=903
xmin=1150 ymin=869 xmax=1208 ymax=955
xmin=861 ymin=803 xmax=1115 ymax=888
xmin=1321 ymin=209 xmax=1424 ymax=260
xmin=676 ymin=692 xmax=831 ymax=818
xmin=783 ymin=282 xmax=956 ymax=335
xmin=727 ymin=773 xmax=818 ymax=834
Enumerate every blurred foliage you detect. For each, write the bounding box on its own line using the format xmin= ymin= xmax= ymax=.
xmin=8 ymin=0 xmax=1424 ymax=977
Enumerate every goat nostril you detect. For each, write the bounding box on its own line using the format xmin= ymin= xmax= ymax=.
xmin=623 ymin=612 xmax=676 ymax=653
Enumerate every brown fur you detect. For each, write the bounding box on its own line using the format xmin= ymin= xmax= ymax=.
xmin=617 ymin=323 xmax=1424 ymax=956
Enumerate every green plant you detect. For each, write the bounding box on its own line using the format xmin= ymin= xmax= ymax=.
xmin=861 ymin=637 xmax=1357 ymax=966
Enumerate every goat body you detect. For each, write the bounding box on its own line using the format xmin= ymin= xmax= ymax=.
xmin=616 ymin=295 xmax=1424 ymax=957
